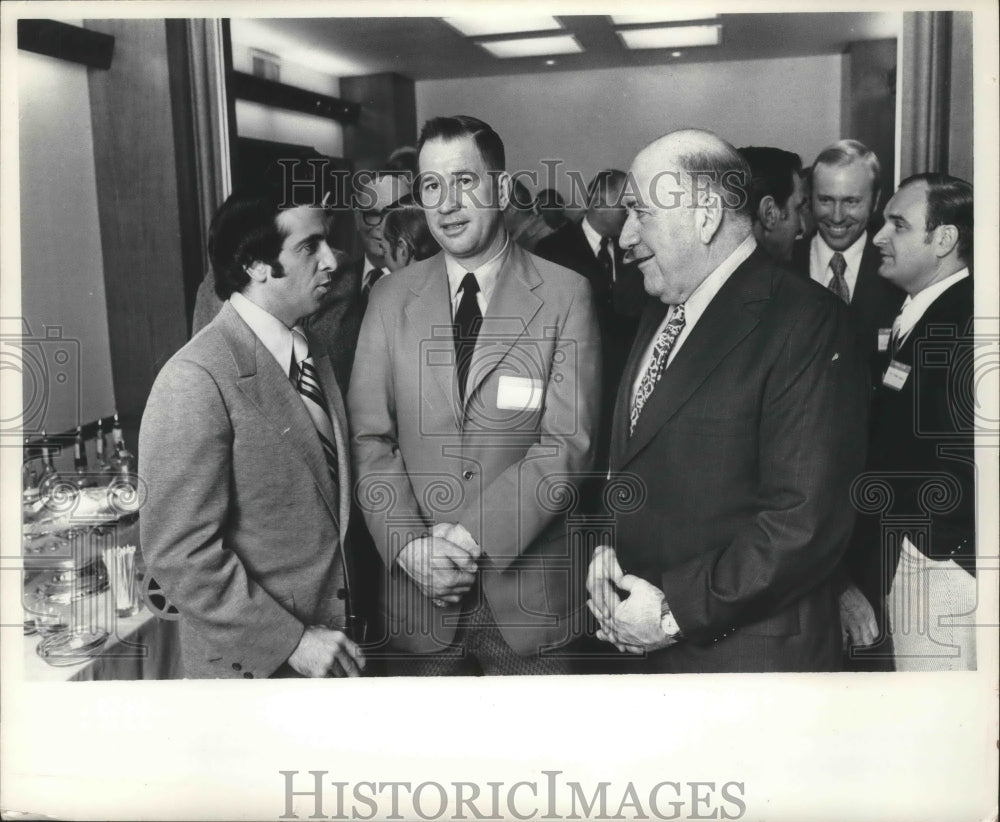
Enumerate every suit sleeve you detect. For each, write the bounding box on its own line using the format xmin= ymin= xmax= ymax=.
xmin=138 ymin=358 xmax=304 ymax=677
xmin=348 ymin=294 xmax=430 ymax=568
xmin=459 ymin=277 xmax=602 ymax=570
xmin=660 ymin=296 xmax=869 ymax=643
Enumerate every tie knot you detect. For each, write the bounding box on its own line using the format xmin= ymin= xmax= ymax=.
xmin=830 ymin=252 xmax=847 ymax=278
xmin=291 ymin=327 xmax=310 ymax=365
xmin=460 ymin=272 xmax=480 ymax=295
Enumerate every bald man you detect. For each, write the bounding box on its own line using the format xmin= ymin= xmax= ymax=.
xmin=587 ymin=129 xmax=869 ymax=673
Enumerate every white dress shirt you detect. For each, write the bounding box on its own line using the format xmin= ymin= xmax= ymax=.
xmin=630 ymin=235 xmax=757 ymax=404
xmin=230 ymin=291 xmax=295 ymax=377
xmin=892 ymin=268 xmax=969 ymax=346
xmin=444 ymin=234 xmax=510 ymax=316
xmin=809 ymin=231 xmax=867 ymax=301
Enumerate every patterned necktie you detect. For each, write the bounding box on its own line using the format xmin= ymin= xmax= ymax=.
xmin=890 ymin=309 xmax=905 ymax=355
xmin=827 ymin=252 xmax=850 ymax=303
xmin=454 ymin=273 xmax=482 ymax=402
xmin=291 ymin=328 xmax=339 ymax=486
xmin=630 ymin=304 xmax=686 ymax=435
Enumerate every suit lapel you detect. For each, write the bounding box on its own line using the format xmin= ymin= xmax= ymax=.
xmin=609 ymin=300 xmax=668 ymax=469
xmin=464 ymin=243 xmax=543 ymax=408
xmin=619 ymin=255 xmax=768 ymax=467
xmin=218 ymin=303 xmax=341 ymax=524
xmin=404 ymin=253 xmax=463 ymax=428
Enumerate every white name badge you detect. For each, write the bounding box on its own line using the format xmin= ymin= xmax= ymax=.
xmin=497 ymin=376 xmax=543 ymax=410
xmin=882 ymin=360 xmax=911 ymax=391
xmin=877 ymin=328 xmax=891 ymax=352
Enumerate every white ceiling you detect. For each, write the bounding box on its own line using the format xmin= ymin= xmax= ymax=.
xmin=230 ymin=12 xmax=902 ymax=81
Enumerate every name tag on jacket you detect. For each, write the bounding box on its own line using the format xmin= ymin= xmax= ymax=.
xmin=497 ymin=376 xmax=543 ymax=410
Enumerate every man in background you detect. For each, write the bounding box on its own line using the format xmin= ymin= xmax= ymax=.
xmin=738 ymin=146 xmax=807 ymax=264
xmin=847 ymin=173 xmax=976 ymax=671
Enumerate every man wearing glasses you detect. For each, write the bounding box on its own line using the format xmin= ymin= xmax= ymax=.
xmin=354 ymin=170 xmax=412 ymax=302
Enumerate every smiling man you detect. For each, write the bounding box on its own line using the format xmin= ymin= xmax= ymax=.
xmin=587 ymin=129 xmax=869 ymax=673
xmin=348 ymin=115 xmax=601 ymax=675
xmin=140 ymin=191 xmax=364 ymax=679
xmin=792 ymin=140 xmax=904 ymax=364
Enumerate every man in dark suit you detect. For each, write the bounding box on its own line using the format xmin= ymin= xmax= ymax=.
xmin=139 ymin=191 xmax=364 ymax=678
xmin=846 ymin=173 xmax=976 ymax=671
xmin=792 ymin=140 xmax=904 ymax=361
xmin=349 ymin=115 xmax=601 ymax=675
xmin=792 ymin=140 xmax=907 ymax=660
xmin=535 ymin=170 xmax=645 ymax=476
xmin=586 ymin=129 xmax=869 ymax=673
xmin=738 ymin=146 xmax=807 ymax=264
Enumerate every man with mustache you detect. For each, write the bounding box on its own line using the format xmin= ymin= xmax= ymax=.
xmin=349 ymin=115 xmax=600 ymax=675
xmin=587 ymin=129 xmax=868 ymax=672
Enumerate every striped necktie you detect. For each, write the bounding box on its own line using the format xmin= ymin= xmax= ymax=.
xmin=630 ymin=304 xmax=686 ymax=436
xmin=291 ymin=327 xmax=339 ymax=486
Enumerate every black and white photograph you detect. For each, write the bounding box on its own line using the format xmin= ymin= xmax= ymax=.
xmin=1 ymin=1 xmax=997 ymax=819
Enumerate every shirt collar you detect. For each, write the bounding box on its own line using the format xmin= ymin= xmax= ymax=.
xmin=682 ymin=233 xmax=757 ymax=323
xmin=895 ymin=267 xmax=969 ymax=340
xmin=445 ymin=233 xmax=510 ymax=306
xmin=230 ymin=291 xmax=295 ymax=376
xmin=580 ymin=217 xmax=603 ymax=256
xmin=813 ymin=230 xmax=868 ymax=280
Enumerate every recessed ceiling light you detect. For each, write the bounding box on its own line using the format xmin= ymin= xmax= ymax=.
xmin=672 ymin=51 xmax=683 ymax=57
xmin=444 ymin=16 xmax=562 ymax=37
xmin=479 ymin=35 xmax=583 ymax=59
xmin=545 ymin=59 xmax=557 ymax=66
xmin=618 ymin=24 xmax=721 ymax=50
xmin=611 ymin=13 xmax=719 ymax=25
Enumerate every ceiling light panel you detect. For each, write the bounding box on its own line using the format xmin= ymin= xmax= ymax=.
xmin=618 ymin=24 xmax=721 ymax=50
xmin=479 ymin=35 xmax=583 ymax=58
xmin=444 ymin=16 xmax=562 ymax=37
xmin=611 ymin=13 xmax=719 ymax=25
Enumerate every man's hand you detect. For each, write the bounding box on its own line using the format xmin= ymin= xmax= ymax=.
xmin=586 ymin=544 xmax=626 ymax=624
xmin=287 ymin=625 xmax=366 ymax=677
xmin=397 ymin=533 xmax=479 ymax=605
xmin=431 ymin=522 xmax=481 ymax=561
xmin=604 ymin=575 xmax=679 ymax=654
xmin=839 ymin=583 xmax=878 ymax=650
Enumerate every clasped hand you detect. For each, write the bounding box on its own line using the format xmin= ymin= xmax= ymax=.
xmin=586 ymin=544 xmax=677 ymax=654
xmin=397 ymin=522 xmax=481 ymax=607
xmin=288 ymin=625 xmax=365 ymax=677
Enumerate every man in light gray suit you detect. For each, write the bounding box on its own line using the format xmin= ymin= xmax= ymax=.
xmin=139 ymin=191 xmax=365 ymax=679
xmin=348 ymin=115 xmax=601 ymax=675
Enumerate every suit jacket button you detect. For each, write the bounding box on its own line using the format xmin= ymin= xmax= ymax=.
xmin=232 ymin=663 xmax=242 ymax=672
xmin=243 ymin=672 xmax=253 ymax=679
xmin=336 ymin=588 xmax=347 ymax=600
xmin=463 ymin=470 xmax=474 ymax=480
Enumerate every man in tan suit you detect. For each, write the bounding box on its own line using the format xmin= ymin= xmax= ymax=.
xmin=348 ymin=115 xmax=601 ymax=675
xmin=140 ymin=191 xmax=364 ymax=679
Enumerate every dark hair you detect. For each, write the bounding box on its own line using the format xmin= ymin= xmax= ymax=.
xmin=208 ymin=190 xmax=287 ymax=300
xmin=900 ymin=172 xmax=974 ymax=266
xmin=417 ymin=115 xmax=505 ymax=172
xmin=737 ymin=146 xmax=803 ymax=222
xmin=382 ymin=195 xmax=441 ymax=263
xmin=585 ymin=169 xmax=628 ymax=209
xmin=536 ymin=188 xmax=568 ymax=229
xmin=507 ymin=178 xmax=536 ymax=212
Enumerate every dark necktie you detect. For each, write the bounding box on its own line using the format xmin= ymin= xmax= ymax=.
xmin=630 ymin=304 xmax=686 ymax=435
xmin=827 ymin=253 xmax=850 ymax=303
xmin=292 ymin=328 xmax=339 ymax=487
xmin=363 ymin=267 xmax=384 ymax=297
xmin=596 ymin=236 xmax=613 ymax=275
xmin=454 ymin=273 xmax=482 ymax=402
